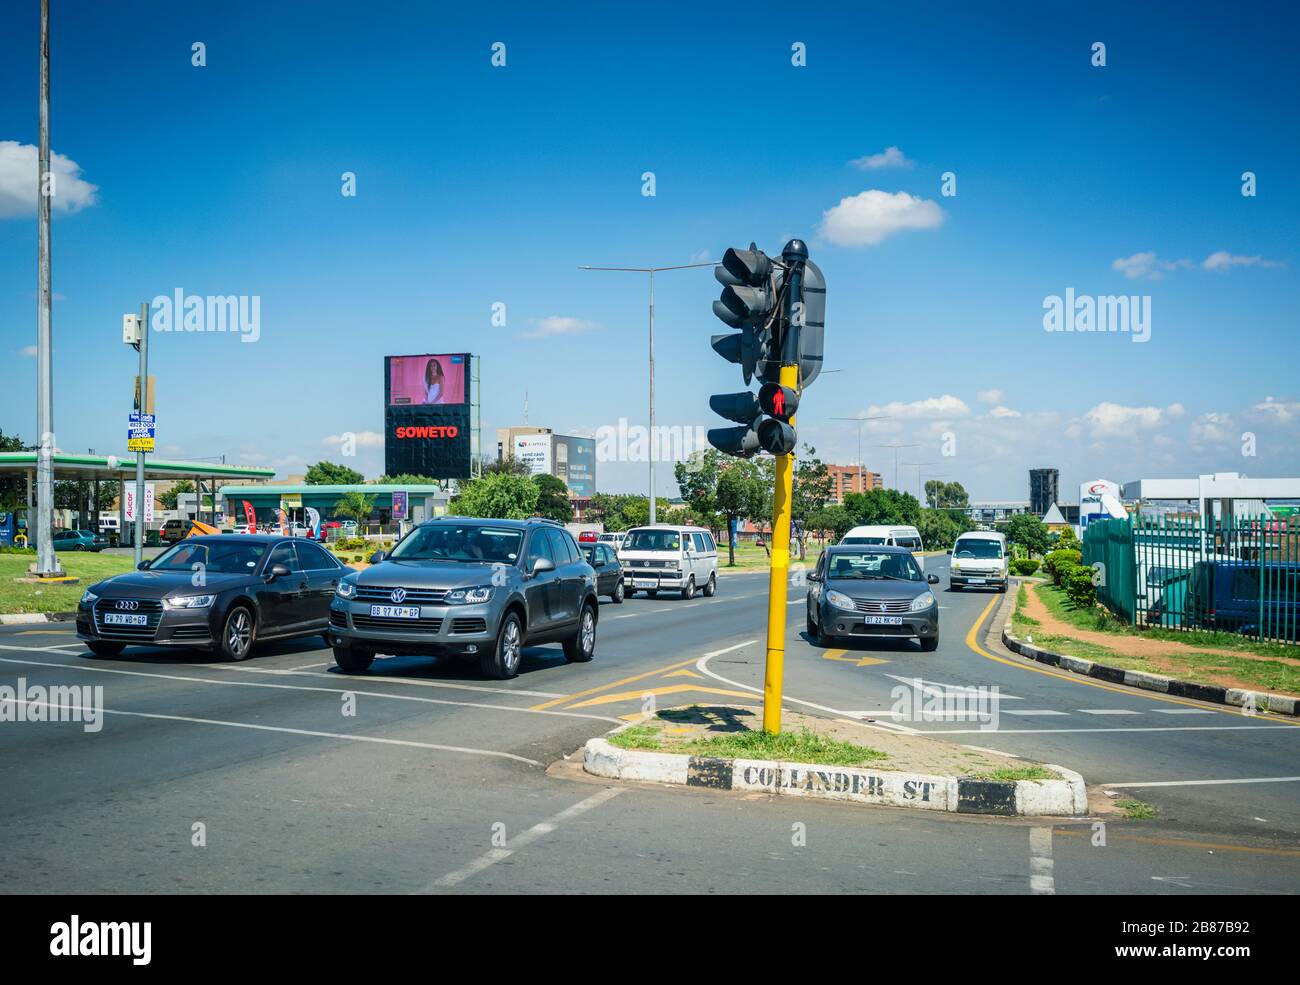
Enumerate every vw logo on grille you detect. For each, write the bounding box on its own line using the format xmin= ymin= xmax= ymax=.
xmin=389 ymin=588 xmax=406 ymax=604
xmin=115 ymin=600 xmax=139 ymax=611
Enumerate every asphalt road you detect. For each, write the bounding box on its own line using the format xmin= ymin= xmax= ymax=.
xmin=1 ymin=556 xmax=1296 ymax=895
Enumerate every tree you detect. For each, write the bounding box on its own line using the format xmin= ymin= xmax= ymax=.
xmin=843 ymin=488 xmax=922 ymax=528
xmin=925 ymin=480 xmax=969 ymax=509
xmin=532 ymin=473 xmax=574 ymax=523
xmin=917 ymin=507 xmax=972 ymax=551
xmin=306 ymin=461 xmax=364 ymax=485
xmin=484 ymin=456 xmax=531 ymax=477
xmin=158 ymin=479 xmax=195 ymax=510
xmin=715 ymin=461 xmax=766 ymax=566
xmin=0 ymin=429 xmax=33 ymax=510
xmin=450 ymin=473 xmax=538 ymax=519
xmin=332 ymin=491 xmax=376 ymax=523
xmin=1005 ymin=512 xmax=1050 ymax=557
xmin=791 ymin=446 xmax=833 ymax=559
xmin=375 ymin=473 xmax=439 ymax=485
xmin=806 ymin=504 xmax=853 ymax=542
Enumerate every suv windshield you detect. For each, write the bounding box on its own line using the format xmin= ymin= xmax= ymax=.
xmin=954 ymin=539 xmax=1003 ymax=559
xmin=623 ymin=529 xmax=681 ymax=552
xmin=390 ymin=523 xmax=523 ymax=564
xmin=826 ymin=551 xmax=923 ymax=581
xmin=150 ymin=541 xmax=268 ymax=574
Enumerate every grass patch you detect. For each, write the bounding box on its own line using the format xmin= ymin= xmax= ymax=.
xmin=611 ymin=718 xmax=887 ymax=767
xmin=972 ymin=764 xmax=1058 ymax=782
xmin=0 ymin=552 xmax=135 ymax=614
xmin=1011 ymin=585 xmax=1040 ymax=629
xmin=1029 ymin=633 xmax=1119 ymax=662
xmin=717 ymin=543 xmax=826 ymax=572
xmin=1115 ymin=797 xmax=1159 ymax=820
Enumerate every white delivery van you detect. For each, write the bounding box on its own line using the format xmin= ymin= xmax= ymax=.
xmin=841 ymin=525 xmax=924 ymax=552
xmin=948 ymin=530 xmax=1009 ymax=592
xmin=618 ymin=525 xmax=718 ymax=600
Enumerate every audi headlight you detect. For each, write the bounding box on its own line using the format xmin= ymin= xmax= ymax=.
xmin=825 ymin=589 xmax=855 ymax=609
xmin=446 ymin=586 xmax=493 ymax=605
xmin=909 ymin=591 xmax=936 ymax=612
xmin=335 ymin=579 xmax=357 ymax=599
xmin=79 ymin=590 xmax=98 ymax=606
xmin=166 ymin=594 xmax=215 ymax=609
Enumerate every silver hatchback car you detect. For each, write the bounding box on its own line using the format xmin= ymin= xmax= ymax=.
xmin=328 ymin=517 xmax=598 ymax=679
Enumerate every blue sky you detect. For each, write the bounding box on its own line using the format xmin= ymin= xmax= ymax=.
xmin=2 ymin=0 xmax=1297 ymax=502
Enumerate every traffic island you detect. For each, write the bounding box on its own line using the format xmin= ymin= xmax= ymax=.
xmin=582 ymin=705 xmax=1088 ymax=817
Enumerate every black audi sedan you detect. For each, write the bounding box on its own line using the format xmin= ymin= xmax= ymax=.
xmin=77 ymin=535 xmax=351 ymax=661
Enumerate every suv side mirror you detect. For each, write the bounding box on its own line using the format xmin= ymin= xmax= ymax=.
xmin=945 ymin=549 xmax=952 ymax=555
xmin=369 ymin=551 xmax=387 ymax=564
xmin=136 ymin=560 xmax=150 ymax=571
xmin=531 ymin=556 xmax=555 ymax=576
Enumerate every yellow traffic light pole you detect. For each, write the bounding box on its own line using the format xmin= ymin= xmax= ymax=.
xmin=761 ymin=361 xmax=800 ymax=734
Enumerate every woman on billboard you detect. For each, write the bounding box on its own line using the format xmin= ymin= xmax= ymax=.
xmin=424 ymin=358 xmax=446 ymax=404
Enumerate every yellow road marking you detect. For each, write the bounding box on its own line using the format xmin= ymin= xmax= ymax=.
xmin=663 ymin=668 xmax=705 ymax=679
xmin=965 ymin=594 xmax=1300 ymax=726
xmin=568 ymin=684 xmax=756 ymax=710
xmin=529 ymin=656 xmax=699 ymax=710
xmin=823 ymin=649 xmax=890 ymax=667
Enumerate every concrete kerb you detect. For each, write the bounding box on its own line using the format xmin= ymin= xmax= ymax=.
xmin=0 ymin=611 xmax=77 ymax=625
xmin=582 ymin=734 xmax=1088 ymax=817
xmin=999 ymin=581 xmax=1299 ymax=717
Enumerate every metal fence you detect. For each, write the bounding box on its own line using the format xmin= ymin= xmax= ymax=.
xmin=1082 ymin=514 xmax=1300 ymax=643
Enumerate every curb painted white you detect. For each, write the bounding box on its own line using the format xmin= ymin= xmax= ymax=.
xmin=0 ymin=613 xmax=52 ymax=625
xmin=582 ymin=737 xmax=1087 ymax=816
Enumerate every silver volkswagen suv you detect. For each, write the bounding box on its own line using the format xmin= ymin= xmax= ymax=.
xmin=328 ymin=517 xmax=598 ymax=679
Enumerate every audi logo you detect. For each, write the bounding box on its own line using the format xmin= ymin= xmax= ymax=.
xmin=389 ymin=588 xmax=406 ymax=604
xmin=115 ymin=600 xmax=140 ymax=611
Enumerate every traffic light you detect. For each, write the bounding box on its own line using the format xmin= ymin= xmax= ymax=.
xmin=707 ymin=391 xmax=763 ymax=458
xmin=710 ymin=244 xmax=780 ymax=386
xmin=756 ymin=381 xmax=798 ymax=455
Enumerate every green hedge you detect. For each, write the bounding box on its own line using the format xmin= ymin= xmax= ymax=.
xmin=1011 ymin=558 xmax=1040 ymax=576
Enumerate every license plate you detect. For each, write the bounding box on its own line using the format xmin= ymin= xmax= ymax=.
xmin=369 ymin=604 xmax=420 ymax=619
xmin=103 ymin=613 xmax=147 ymax=626
xmin=968 ymin=578 xmax=986 ymax=585
xmin=863 ymin=615 xmax=903 ymax=626
xmin=633 ymin=579 xmax=658 ymax=588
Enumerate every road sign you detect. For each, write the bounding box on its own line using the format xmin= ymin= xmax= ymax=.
xmin=123 ymin=483 xmax=155 ymax=523
xmin=127 ymin=413 xmax=156 ymax=453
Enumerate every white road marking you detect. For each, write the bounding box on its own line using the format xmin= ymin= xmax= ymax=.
xmin=0 ymin=655 xmax=621 ymax=723
xmin=1149 ymin=708 xmax=1216 ymax=715
xmin=288 ymin=661 xmax=333 ymax=671
xmin=962 ymin=744 xmax=1020 ymax=759
xmin=1004 ymin=710 xmax=1069 ymax=717
xmin=1103 ymin=776 xmax=1300 ymax=789
xmin=0 ymin=697 xmax=541 ymax=765
xmin=420 ymin=787 xmax=625 ymax=891
xmin=1029 ymin=827 xmax=1055 ymax=895
xmin=914 ymin=724 xmax=1294 ymax=735
xmin=1078 ymin=708 xmax=1142 ymax=716
xmin=883 ymin=674 xmax=1023 ymax=700
xmin=209 ymin=663 xmax=567 ymax=699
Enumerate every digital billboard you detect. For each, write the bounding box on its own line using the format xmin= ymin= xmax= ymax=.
xmin=554 ymin=434 xmax=596 ymax=498
xmin=384 ymin=354 xmax=473 ymax=479
xmin=387 ymin=354 xmax=467 ymax=406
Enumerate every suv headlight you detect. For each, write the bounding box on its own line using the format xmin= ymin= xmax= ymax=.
xmin=446 ymin=586 xmax=493 ymax=605
xmin=79 ymin=590 xmax=98 ymax=606
xmin=909 ymin=591 xmax=936 ymax=612
xmin=825 ymin=589 xmax=855 ymax=609
xmin=166 ymin=594 xmax=215 ymax=609
xmin=335 ymin=579 xmax=357 ymax=599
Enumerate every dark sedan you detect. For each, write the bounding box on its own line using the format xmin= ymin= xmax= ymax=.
xmin=806 ymin=544 xmax=941 ymax=651
xmin=580 ymin=542 xmax=625 ymax=603
xmin=76 ymin=535 xmax=351 ymax=661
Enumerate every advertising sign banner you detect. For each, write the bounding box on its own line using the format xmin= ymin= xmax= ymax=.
xmin=388 ymin=354 xmax=467 ymax=406
xmin=553 ymin=434 xmax=596 ymax=498
xmin=391 ymin=490 xmax=408 ymax=521
xmin=514 ymin=434 xmax=552 ymax=476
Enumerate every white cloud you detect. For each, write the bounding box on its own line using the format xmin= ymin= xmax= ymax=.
xmin=848 ymin=146 xmax=913 ymax=171
xmin=1110 ymin=251 xmax=1192 ymax=280
xmin=518 ymin=316 xmax=600 ymax=340
xmin=988 ymin=405 xmax=1021 ymax=418
xmin=20 ymin=344 xmax=37 ymax=357
xmin=1190 ymin=411 xmax=1234 ymax=444
xmin=323 ymin=431 xmax=384 ymax=448
xmin=977 ymin=389 xmax=1003 ymax=404
xmin=865 ymin=394 xmax=970 ymax=420
xmin=1082 ymin=401 xmax=1177 ymax=435
xmin=1203 ymin=251 xmax=1283 ymax=272
xmin=688 ymin=250 xmax=712 ymax=264
xmin=1254 ymin=396 xmax=1299 ymax=424
xmin=0 ymin=141 xmax=99 ymax=218
xmin=818 ymin=190 xmax=944 ymax=247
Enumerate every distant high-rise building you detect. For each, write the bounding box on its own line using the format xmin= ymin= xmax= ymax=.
xmin=827 ymin=464 xmax=883 ymax=503
xmin=1029 ymin=468 xmax=1059 ymax=516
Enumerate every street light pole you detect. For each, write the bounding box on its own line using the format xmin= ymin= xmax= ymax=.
xmin=579 ymin=261 xmax=715 ymax=525
xmin=871 ymin=442 xmax=920 ymax=492
xmin=903 ymin=462 xmax=940 ymax=503
xmin=133 ymin=302 xmax=149 ymax=567
xmin=34 ymin=0 xmax=61 ymax=577
xmin=831 ymin=415 xmax=891 ymax=490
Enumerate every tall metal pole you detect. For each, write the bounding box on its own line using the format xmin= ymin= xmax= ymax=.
xmin=134 ymin=302 xmax=148 ymax=567
xmin=34 ymin=0 xmax=60 ymax=577
xmin=648 ymin=270 xmax=655 ymax=525
xmin=578 ymin=261 xmax=715 ymax=525
xmin=762 ymin=238 xmax=808 ymax=736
